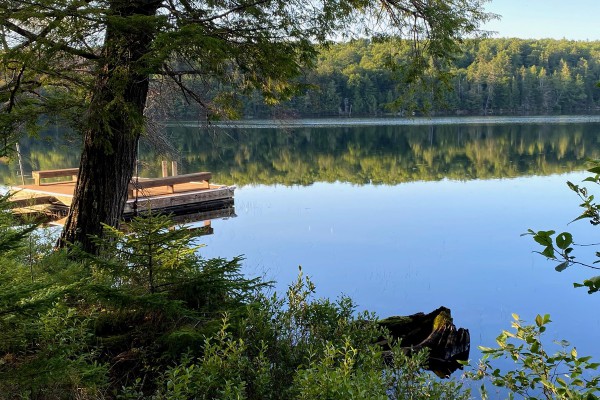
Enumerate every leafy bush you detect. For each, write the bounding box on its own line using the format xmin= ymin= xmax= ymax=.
xmin=142 ymin=269 xmax=472 ymax=400
xmin=0 ymin=211 xmax=265 ymax=397
xmin=525 ymin=159 xmax=600 ymax=293
xmin=471 ymin=314 xmax=600 ymax=399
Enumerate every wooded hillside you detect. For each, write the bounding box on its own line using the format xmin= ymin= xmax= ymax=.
xmin=171 ymin=38 xmax=600 ymax=118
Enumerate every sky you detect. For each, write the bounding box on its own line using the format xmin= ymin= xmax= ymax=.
xmin=483 ymin=0 xmax=600 ymax=41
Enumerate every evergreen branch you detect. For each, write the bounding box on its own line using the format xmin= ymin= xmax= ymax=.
xmin=190 ymin=0 xmax=272 ymax=24
xmin=1 ymin=20 xmax=100 ymax=60
xmin=161 ymin=63 xmax=209 ymax=108
xmin=6 ymin=63 xmax=26 ymax=113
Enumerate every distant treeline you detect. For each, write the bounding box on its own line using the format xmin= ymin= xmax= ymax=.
xmin=168 ymin=38 xmax=600 ymax=118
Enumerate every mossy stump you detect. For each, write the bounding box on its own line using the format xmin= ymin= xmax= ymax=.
xmin=378 ymin=306 xmax=470 ymax=377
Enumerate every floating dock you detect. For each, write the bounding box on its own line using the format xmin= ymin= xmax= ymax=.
xmin=8 ymin=167 xmax=235 ymax=224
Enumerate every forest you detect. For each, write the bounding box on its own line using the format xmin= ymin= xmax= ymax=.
xmin=169 ymin=38 xmax=600 ymax=119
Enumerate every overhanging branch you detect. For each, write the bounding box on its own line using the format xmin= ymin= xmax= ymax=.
xmin=2 ymin=20 xmax=100 ymax=60
xmin=161 ymin=63 xmax=209 ymax=108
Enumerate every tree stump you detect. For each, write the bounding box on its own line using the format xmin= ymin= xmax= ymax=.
xmin=378 ymin=306 xmax=470 ymax=378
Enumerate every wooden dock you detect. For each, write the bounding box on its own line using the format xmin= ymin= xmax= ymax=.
xmin=9 ymin=167 xmax=235 ymax=224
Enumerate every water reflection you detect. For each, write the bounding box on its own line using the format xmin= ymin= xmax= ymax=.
xmin=154 ymin=123 xmax=599 ymax=185
xmin=1 ymin=121 xmax=599 ymax=186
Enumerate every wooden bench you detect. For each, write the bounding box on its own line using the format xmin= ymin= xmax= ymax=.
xmin=128 ymin=172 xmax=212 ymax=198
xmin=32 ymin=168 xmax=79 ymax=186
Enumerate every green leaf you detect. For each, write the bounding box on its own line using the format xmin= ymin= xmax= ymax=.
xmin=556 ymin=377 xmax=567 ymax=387
xmin=555 ymin=262 xmax=569 ymax=272
xmin=578 ymin=276 xmax=600 ymax=293
xmin=556 ymin=232 xmax=573 ymax=249
xmin=571 ymin=379 xmax=584 ymax=387
xmin=533 ymin=231 xmax=554 ymax=247
xmin=567 ymin=181 xmax=580 ymax=191
xmin=570 ymin=214 xmax=591 ymax=224
xmin=543 ymin=314 xmax=551 ymax=324
xmin=535 ymin=315 xmax=543 ymax=327
xmin=542 ymin=246 xmax=555 ymax=259
xmin=587 ymin=166 xmax=600 ymax=174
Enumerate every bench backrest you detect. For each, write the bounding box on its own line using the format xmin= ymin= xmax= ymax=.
xmin=32 ymin=169 xmax=212 ymax=194
xmin=128 ymin=172 xmax=212 ymax=197
xmin=129 ymin=172 xmax=211 ymax=190
xmin=32 ymin=168 xmax=79 ymax=185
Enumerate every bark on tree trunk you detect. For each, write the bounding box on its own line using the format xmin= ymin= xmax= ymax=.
xmin=58 ymin=1 xmax=160 ymax=253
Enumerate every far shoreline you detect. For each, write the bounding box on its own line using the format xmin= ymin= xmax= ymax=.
xmin=169 ymin=114 xmax=600 ymax=129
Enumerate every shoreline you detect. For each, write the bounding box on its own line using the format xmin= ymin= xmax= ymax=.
xmin=168 ymin=114 xmax=600 ymax=129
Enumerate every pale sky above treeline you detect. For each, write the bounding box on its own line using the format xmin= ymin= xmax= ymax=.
xmin=483 ymin=0 xmax=600 ymax=41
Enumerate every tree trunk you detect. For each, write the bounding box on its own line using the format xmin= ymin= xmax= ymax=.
xmin=58 ymin=1 xmax=160 ymax=253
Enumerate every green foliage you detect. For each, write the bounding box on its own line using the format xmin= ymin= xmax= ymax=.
xmin=87 ymin=213 xmax=202 ymax=294
xmin=0 ymin=192 xmax=37 ymax=254
xmin=0 ymin=210 xmax=266 ymax=397
xmin=471 ymin=314 xmax=600 ymax=399
xmin=4 ymin=0 xmax=492 ymax=250
xmin=230 ymin=269 xmax=386 ymax=399
xmin=138 ymin=268 xmax=472 ymax=399
xmin=525 ymin=159 xmax=600 ymax=293
xmin=196 ymin=38 xmax=600 ymax=118
xmin=385 ymin=346 xmax=470 ymax=400
xmin=0 ymin=246 xmax=108 ymax=398
xmin=148 ymin=315 xmax=266 ymax=400
xmin=78 ymin=213 xmax=265 ymax=391
xmin=293 ymin=339 xmax=388 ymax=400
xmin=11 ymin=204 xmax=600 ymax=400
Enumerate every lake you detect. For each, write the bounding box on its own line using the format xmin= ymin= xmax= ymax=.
xmin=3 ymin=116 xmax=600 ymax=382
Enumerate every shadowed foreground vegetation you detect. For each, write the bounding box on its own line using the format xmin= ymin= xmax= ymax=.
xmin=2 ymin=193 xmax=600 ymax=399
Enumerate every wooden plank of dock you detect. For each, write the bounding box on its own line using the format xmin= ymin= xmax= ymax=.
xmin=9 ymin=183 xmax=78 ymax=207
xmin=124 ymin=184 xmax=235 ymax=214
xmin=9 ymin=180 xmax=235 ymax=219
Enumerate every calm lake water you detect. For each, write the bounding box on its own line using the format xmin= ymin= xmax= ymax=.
xmin=3 ymin=116 xmax=600 ymax=382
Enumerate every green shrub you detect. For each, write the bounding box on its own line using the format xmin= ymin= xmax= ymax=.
xmin=525 ymin=159 xmax=600 ymax=293
xmin=145 ymin=269 xmax=472 ymax=400
xmin=471 ymin=314 xmax=600 ymax=399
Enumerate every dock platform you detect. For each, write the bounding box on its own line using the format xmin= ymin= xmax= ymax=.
xmin=9 ymin=169 xmax=235 ymax=223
